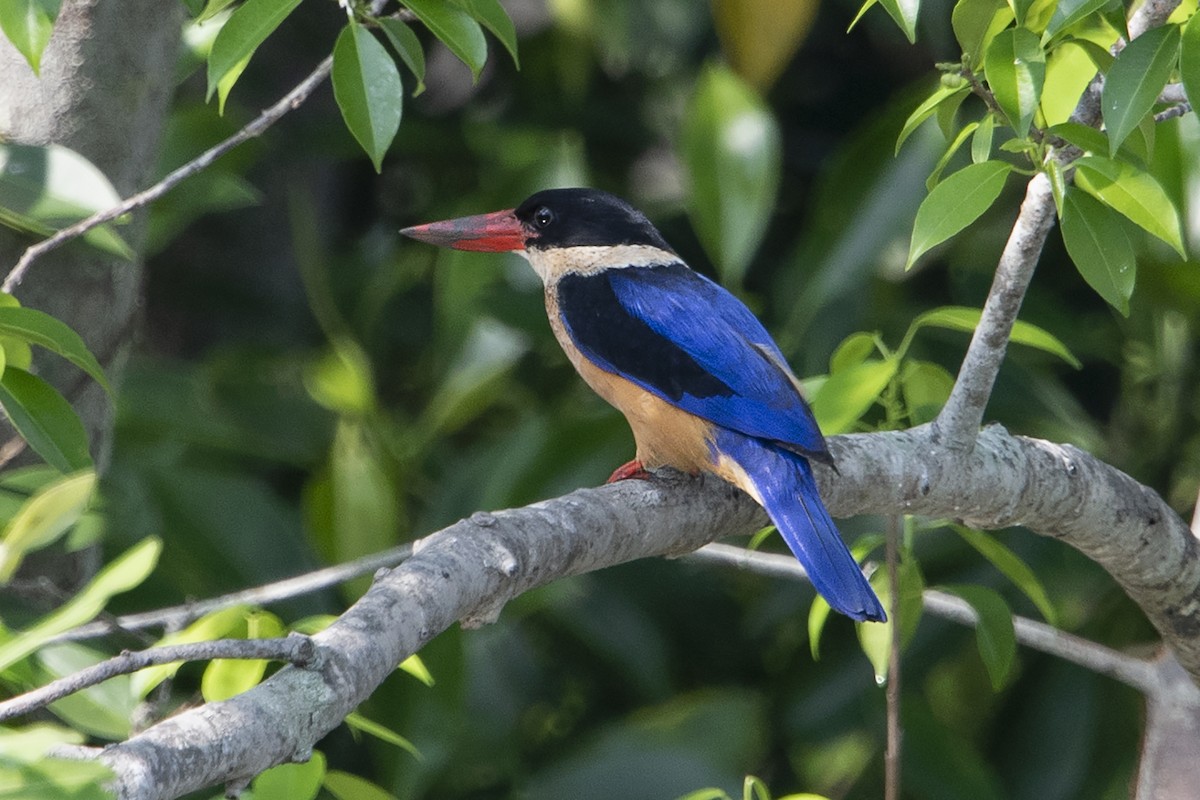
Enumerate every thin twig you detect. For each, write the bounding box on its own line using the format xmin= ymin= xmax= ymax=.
xmin=884 ymin=515 xmax=902 ymax=800
xmin=685 ymin=543 xmax=1158 ymax=692
xmin=0 ymin=634 xmax=317 ymax=724
xmin=53 ymin=543 xmax=414 ymax=643
xmin=1155 ymin=103 xmax=1193 ymax=124
xmin=2 ymin=53 xmax=336 ymax=292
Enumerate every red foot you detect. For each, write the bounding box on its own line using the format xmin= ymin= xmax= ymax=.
xmin=607 ymin=459 xmax=652 ymax=483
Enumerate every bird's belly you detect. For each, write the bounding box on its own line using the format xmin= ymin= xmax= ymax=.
xmin=545 ymin=298 xmax=714 ymax=473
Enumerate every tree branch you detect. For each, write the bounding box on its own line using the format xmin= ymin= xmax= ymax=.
xmin=933 ymin=0 xmax=1183 ymax=448
xmin=0 ymin=635 xmax=317 ymax=724
xmin=53 ymin=544 xmax=414 ymax=644
xmin=79 ymin=423 xmax=1200 ymax=800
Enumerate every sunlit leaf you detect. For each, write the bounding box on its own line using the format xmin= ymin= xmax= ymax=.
xmin=857 ymin=557 xmax=924 ymax=683
xmin=927 ymin=121 xmax=978 ymax=190
xmin=0 ymin=0 xmax=58 ymax=73
xmin=896 ymin=82 xmax=969 ymax=155
xmin=1101 ymin=25 xmax=1179 ymax=156
xmin=906 ymin=160 xmax=1011 ymax=268
xmin=201 ymin=610 xmax=284 ymax=702
xmin=379 ymin=18 xmax=426 ymax=95
xmin=952 ymin=0 xmax=1013 ymax=67
xmin=971 ymin=113 xmax=995 ymax=162
xmin=1046 ymin=158 xmax=1066 ymax=216
xmin=206 ymin=0 xmax=303 ymax=100
xmin=332 ymin=21 xmax=403 ymax=173
xmin=1073 ymin=155 xmax=1187 ymax=257
xmin=0 ymin=469 xmax=94 ymax=582
xmin=0 ymin=307 xmax=112 ymax=394
xmin=345 ymin=712 xmax=423 ymax=760
xmin=953 ymin=525 xmax=1058 ymax=623
xmin=0 ymin=537 xmax=161 ymax=673
xmin=1043 ymin=0 xmax=1109 ymax=39
xmin=452 ymin=0 xmax=518 ymax=67
xmin=877 ymin=0 xmax=920 ymax=42
xmin=683 ymin=64 xmax=781 ymax=286
xmin=1060 ymin=187 xmax=1136 ymax=315
xmin=399 ymin=653 xmax=435 ymax=686
xmin=909 ymin=305 xmax=1081 ymax=366
xmin=252 ymin=750 xmax=325 ymax=800
xmin=809 ymin=359 xmax=898 ymax=433
xmin=323 ymin=770 xmax=401 ymax=800
xmin=941 ymin=584 xmax=1017 ymax=689
xmin=0 ymin=142 xmax=133 ymax=260
xmin=983 ymin=27 xmax=1045 ymax=138
xmin=0 ymin=367 xmax=91 ymax=473
xmin=402 ymin=0 xmax=487 ymax=79
xmin=829 ymin=332 xmax=880 ymax=374
xmin=132 ymin=606 xmax=251 ymax=697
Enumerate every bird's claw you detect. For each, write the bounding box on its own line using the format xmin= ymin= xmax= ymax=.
xmin=607 ymin=459 xmax=652 ymax=483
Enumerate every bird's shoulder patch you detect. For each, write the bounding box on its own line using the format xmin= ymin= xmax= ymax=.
xmin=555 ymin=266 xmax=734 ymax=401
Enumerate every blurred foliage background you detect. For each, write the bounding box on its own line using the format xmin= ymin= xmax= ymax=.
xmin=49 ymin=0 xmax=1200 ymax=796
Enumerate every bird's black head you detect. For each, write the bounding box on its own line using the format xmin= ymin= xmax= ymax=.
xmin=514 ymin=188 xmax=675 ymax=253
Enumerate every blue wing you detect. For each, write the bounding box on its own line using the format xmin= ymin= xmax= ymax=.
xmin=555 ymin=262 xmax=829 ymax=461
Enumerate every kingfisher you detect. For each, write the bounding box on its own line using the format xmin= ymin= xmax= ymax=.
xmin=401 ymin=188 xmax=885 ymax=622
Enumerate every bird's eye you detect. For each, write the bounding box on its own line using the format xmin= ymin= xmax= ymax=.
xmin=534 ymin=207 xmax=554 ymax=228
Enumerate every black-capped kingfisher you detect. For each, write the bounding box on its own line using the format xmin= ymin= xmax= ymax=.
xmin=401 ymin=188 xmax=885 ymax=622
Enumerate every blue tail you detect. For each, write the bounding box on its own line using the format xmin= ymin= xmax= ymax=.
xmin=713 ymin=429 xmax=886 ymax=622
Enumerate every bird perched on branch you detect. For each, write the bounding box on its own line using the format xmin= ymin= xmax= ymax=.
xmin=401 ymin=188 xmax=885 ymax=622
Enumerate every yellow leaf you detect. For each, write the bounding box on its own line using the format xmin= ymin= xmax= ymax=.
xmin=712 ymin=0 xmax=820 ymax=90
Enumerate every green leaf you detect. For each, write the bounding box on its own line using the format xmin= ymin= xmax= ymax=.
xmin=196 ymin=0 xmax=239 ymax=23
xmin=683 ymin=64 xmax=782 ymax=286
xmin=332 ymin=21 xmax=403 ymax=173
xmin=132 ymin=606 xmax=251 ymax=697
xmin=1101 ymin=25 xmax=1180 ymax=156
xmin=941 ymin=584 xmax=1017 ymax=689
xmin=971 ymin=113 xmax=995 ymax=162
xmin=252 ymin=751 xmax=325 ymax=800
xmin=927 ymin=121 xmax=979 ymax=190
xmin=201 ymin=610 xmax=284 ymax=702
xmin=906 ymin=160 xmax=1012 ymax=268
xmin=0 ymin=469 xmax=94 ymax=582
xmin=0 ymin=143 xmax=133 ymax=260
xmin=857 ymin=557 xmax=924 ymax=683
xmin=1181 ymin=12 xmax=1200 ymax=119
xmin=809 ymin=359 xmax=898 ymax=433
xmin=0 ymin=0 xmax=59 ymax=73
xmin=896 ymin=82 xmax=969 ymax=155
xmin=1073 ymin=155 xmax=1187 ymax=257
xmin=1046 ymin=157 xmax=1066 ymax=217
xmin=401 ymin=0 xmax=487 ymax=80
xmin=900 ymin=360 xmax=955 ymax=424
xmin=1060 ymin=187 xmax=1136 ymax=314
xmin=206 ymin=0 xmax=303 ymax=101
xmin=398 ymin=653 xmax=435 ymax=686
xmin=983 ymin=27 xmax=1046 ymax=138
xmin=379 ymin=18 xmax=426 ymax=95
xmin=0 ymin=367 xmax=91 ymax=473
xmin=345 ymin=712 xmax=423 ymax=760
xmin=1044 ymin=0 xmax=1109 ymax=39
xmin=829 ymin=332 xmax=880 ymax=374
xmin=1045 ymin=121 xmax=1109 ymax=155
xmin=0 ymin=537 xmax=161 ymax=673
xmin=952 ymin=525 xmax=1058 ymax=623
xmin=952 ymin=0 xmax=1013 ymax=67
xmin=323 ymin=770 xmax=402 ymax=800
xmin=451 ymin=0 xmax=518 ymax=67
xmin=909 ymin=305 xmax=1081 ymax=366
xmin=0 ymin=307 xmax=112 ymax=394
xmin=877 ymin=0 xmax=920 ymax=42
xmin=37 ymin=643 xmax=134 ymax=740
